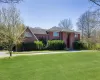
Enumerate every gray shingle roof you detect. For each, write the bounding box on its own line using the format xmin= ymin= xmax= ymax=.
xmin=27 ymin=27 xmax=80 ymax=34
xmin=29 ymin=27 xmax=47 ymax=34
xmin=47 ymin=27 xmax=79 ymax=33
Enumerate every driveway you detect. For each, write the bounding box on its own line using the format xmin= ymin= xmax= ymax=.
xmin=0 ymin=51 xmax=77 ymax=58
xmin=0 ymin=52 xmax=9 ymax=58
xmin=0 ymin=50 xmax=98 ymax=58
xmin=0 ymin=51 xmax=69 ymax=58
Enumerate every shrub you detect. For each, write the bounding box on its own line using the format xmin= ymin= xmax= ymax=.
xmin=0 ymin=45 xmax=3 ymax=50
xmin=21 ymin=41 xmax=44 ymax=51
xmin=47 ymin=40 xmax=66 ymax=50
xmin=13 ymin=43 xmax=23 ymax=52
xmin=39 ymin=37 xmax=47 ymax=46
xmin=22 ymin=42 xmax=36 ymax=51
xmin=34 ymin=41 xmax=44 ymax=50
xmin=73 ymin=41 xmax=88 ymax=50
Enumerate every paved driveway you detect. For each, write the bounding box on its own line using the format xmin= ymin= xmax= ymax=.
xmin=0 ymin=50 xmax=98 ymax=58
xmin=0 ymin=51 xmax=76 ymax=58
xmin=0 ymin=52 xmax=9 ymax=58
xmin=0 ymin=51 xmax=69 ymax=58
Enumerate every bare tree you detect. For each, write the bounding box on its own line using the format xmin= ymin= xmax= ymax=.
xmin=90 ymin=0 xmax=100 ymax=6
xmin=58 ymin=19 xmax=73 ymax=29
xmin=0 ymin=0 xmax=22 ymax=3
xmin=77 ymin=10 xmax=98 ymax=39
xmin=0 ymin=5 xmax=25 ymax=56
xmin=77 ymin=15 xmax=85 ymax=41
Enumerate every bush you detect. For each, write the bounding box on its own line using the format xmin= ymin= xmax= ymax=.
xmin=0 ymin=43 xmax=3 ymax=50
xmin=21 ymin=41 xmax=44 ymax=51
xmin=96 ymin=43 xmax=100 ymax=50
xmin=34 ymin=41 xmax=44 ymax=50
xmin=39 ymin=37 xmax=47 ymax=46
xmin=22 ymin=42 xmax=36 ymax=51
xmin=0 ymin=46 xmax=3 ymax=50
xmin=47 ymin=40 xmax=66 ymax=50
xmin=73 ymin=41 xmax=88 ymax=50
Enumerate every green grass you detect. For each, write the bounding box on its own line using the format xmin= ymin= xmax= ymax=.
xmin=0 ymin=51 xmax=100 ymax=80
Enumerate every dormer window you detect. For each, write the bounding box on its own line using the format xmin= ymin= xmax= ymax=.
xmin=53 ymin=32 xmax=59 ymax=37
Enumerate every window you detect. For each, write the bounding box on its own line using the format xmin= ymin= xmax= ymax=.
xmin=53 ymin=32 xmax=59 ymax=37
xmin=24 ymin=32 xmax=32 ymax=37
xmin=75 ymin=34 xmax=78 ymax=38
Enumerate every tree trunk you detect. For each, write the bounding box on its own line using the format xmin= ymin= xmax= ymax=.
xmin=9 ymin=45 xmax=13 ymax=57
xmin=9 ymin=51 xmax=12 ymax=57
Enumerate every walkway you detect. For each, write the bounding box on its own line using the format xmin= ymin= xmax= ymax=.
xmin=0 ymin=50 xmax=98 ymax=58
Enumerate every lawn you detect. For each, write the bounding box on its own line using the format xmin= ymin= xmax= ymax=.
xmin=0 ymin=51 xmax=100 ymax=80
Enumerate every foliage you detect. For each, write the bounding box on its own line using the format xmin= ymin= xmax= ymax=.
xmin=73 ymin=41 xmax=88 ymax=50
xmin=21 ymin=41 xmax=44 ymax=51
xmin=47 ymin=40 xmax=66 ymax=50
xmin=0 ymin=43 xmax=3 ymax=50
xmin=39 ymin=37 xmax=47 ymax=46
xmin=22 ymin=42 xmax=35 ymax=51
xmin=0 ymin=6 xmax=24 ymax=56
xmin=96 ymin=43 xmax=100 ymax=50
xmin=34 ymin=41 xmax=44 ymax=50
xmin=73 ymin=40 xmax=100 ymax=50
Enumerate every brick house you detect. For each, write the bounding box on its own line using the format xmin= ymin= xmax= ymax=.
xmin=23 ymin=27 xmax=80 ymax=49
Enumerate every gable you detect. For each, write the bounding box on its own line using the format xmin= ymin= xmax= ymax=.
xmin=24 ymin=31 xmax=32 ymax=37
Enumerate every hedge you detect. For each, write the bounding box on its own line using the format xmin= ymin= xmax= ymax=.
xmin=22 ymin=42 xmax=35 ymax=51
xmin=73 ymin=41 xmax=88 ymax=50
xmin=21 ymin=41 xmax=44 ymax=51
xmin=34 ymin=41 xmax=44 ymax=50
xmin=47 ymin=40 xmax=66 ymax=50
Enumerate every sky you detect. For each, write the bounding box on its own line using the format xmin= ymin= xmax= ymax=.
xmin=0 ymin=0 xmax=97 ymax=30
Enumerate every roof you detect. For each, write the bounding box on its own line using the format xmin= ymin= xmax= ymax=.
xmin=28 ymin=27 xmax=47 ymax=34
xmin=27 ymin=27 xmax=80 ymax=34
xmin=47 ymin=27 xmax=80 ymax=33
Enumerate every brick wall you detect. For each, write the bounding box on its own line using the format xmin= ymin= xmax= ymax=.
xmin=69 ymin=33 xmax=75 ymax=49
xmin=48 ymin=32 xmax=60 ymax=40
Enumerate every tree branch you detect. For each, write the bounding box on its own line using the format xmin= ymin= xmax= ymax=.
xmin=0 ymin=0 xmax=22 ymax=3
xmin=90 ymin=0 xmax=100 ymax=6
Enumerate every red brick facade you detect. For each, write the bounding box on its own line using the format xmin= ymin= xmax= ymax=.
xmin=23 ymin=28 xmax=80 ymax=49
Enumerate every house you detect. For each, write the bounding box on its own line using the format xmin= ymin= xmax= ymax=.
xmin=23 ymin=27 xmax=80 ymax=49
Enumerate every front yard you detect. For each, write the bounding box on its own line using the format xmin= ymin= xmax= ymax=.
xmin=0 ymin=51 xmax=100 ymax=80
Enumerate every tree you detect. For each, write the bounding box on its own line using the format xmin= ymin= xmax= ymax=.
xmin=77 ymin=10 xmax=98 ymax=39
xmin=0 ymin=5 xmax=25 ymax=56
xmin=77 ymin=10 xmax=100 ymax=48
xmin=90 ymin=0 xmax=100 ymax=6
xmin=58 ymin=19 xmax=73 ymax=29
xmin=0 ymin=0 xmax=22 ymax=3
